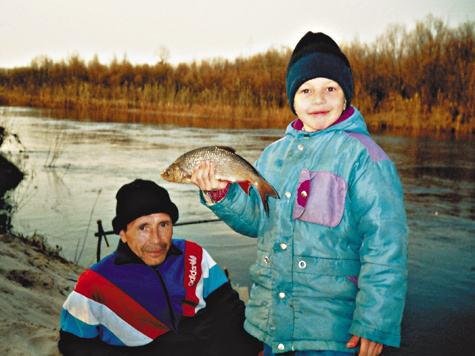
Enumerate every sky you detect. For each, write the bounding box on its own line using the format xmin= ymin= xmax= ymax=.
xmin=1 ymin=0 xmax=474 ymax=68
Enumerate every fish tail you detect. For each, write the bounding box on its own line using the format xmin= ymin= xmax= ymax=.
xmin=256 ymin=178 xmax=280 ymax=216
xmin=237 ymin=181 xmax=252 ymax=195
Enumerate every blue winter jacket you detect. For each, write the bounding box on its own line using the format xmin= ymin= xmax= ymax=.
xmin=203 ymin=107 xmax=408 ymax=354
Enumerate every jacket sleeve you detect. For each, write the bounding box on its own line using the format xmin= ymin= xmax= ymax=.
xmin=348 ymin=159 xmax=409 ymax=347
xmin=58 ymin=330 xmax=131 ymax=356
xmin=200 ymin=182 xmax=263 ymax=238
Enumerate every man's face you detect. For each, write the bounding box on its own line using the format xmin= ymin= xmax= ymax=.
xmin=119 ymin=213 xmax=173 ymax=266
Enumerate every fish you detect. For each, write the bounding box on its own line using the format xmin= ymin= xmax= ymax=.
xmin=161 ymin=146 xmax=280 ymax=215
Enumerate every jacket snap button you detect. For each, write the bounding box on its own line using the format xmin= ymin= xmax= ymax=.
xmin=264 ymin=256 xmax=270 ymax=264
xmin=298 ymin=144 xmax=304 ymax=151
xmin=278 ymin=343 xmax=285 ymax=351
xmin=280 ymin=243 xmax=287 ymax=250
xmin=285 ymin=191 xmax=291 ymax=198
xmin=299 ymin=261 xmax=307 ymax=269
xmin=278 ymin=292 xmax=286 ymax=299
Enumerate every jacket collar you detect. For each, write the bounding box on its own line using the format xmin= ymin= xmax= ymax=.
xmin=114 ymin=240 xmax=183 ymax=266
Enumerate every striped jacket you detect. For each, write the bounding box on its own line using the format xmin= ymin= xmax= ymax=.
xmin=60 ymin=239 xmax=229 ymax=347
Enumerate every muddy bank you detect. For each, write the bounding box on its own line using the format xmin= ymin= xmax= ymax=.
xmin=0 ymin=127 xmax=88 ymax=354
xmin=0 ymin=233 xmax=83 ymax=356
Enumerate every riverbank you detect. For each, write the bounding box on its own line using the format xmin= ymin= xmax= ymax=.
xmin=4 ymin=101 xmax=474 ymax=139
xmin=0 ymin=233 xmax=83 ymax=356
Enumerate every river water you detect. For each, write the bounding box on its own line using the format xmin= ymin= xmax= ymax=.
xmin=1 ymin=107 xmax=474 ymax=355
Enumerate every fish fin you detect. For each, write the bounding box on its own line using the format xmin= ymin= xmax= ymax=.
xmin=238 ymin=181 xmax=252 ymax=195
xmin=256 ymin=177 xmax=280 ymax=217
xmin=216 ymin=146 xmax=236 ymax=153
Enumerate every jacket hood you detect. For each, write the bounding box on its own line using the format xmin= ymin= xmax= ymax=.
xmin=286 ymin=106 xmax=369 ymax=138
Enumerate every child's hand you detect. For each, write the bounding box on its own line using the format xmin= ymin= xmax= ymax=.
xmin=346 ymin=335 xmax=383 ymax=356
xmin=191 ymin=160 xmax=229 ymax=192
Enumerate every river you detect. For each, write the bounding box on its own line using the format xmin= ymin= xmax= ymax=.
xmin=1 ymin=106 xmax=474 ymax=355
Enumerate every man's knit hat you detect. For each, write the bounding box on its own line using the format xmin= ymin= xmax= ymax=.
xmin=286 ymin=31 xmax=353 ymax=115
xmin=112 ymin=179 xmax=179 ymax=234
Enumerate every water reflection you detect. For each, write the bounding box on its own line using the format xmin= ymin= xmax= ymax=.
xmin=409 ymin=166 xmax=474 ymax=180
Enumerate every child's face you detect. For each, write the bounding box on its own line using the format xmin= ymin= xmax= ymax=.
xmin=294 ymin=77 xmax=346 ymax=132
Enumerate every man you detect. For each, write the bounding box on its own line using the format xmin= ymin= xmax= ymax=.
xmin=59 ymin=179 xmax=262 ymax=356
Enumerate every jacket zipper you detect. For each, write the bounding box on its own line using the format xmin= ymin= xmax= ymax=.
xmin=155 ymin=267 xmax=176 ymax=331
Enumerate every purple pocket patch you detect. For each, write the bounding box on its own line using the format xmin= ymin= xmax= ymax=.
xmin=292 ymin=169 xmax=347 ymax=228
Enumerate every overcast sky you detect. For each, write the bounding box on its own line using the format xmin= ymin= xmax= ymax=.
xmin=1 ymin=0 xmax=474 ymax=68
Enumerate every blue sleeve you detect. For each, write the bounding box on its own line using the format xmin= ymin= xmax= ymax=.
xmin=200 ymin=182 xmax=262 ymax=238
xmin=60 ymin=308 xmax=101 ymax=339
xmin=349 ymin=160 xmax=409 ymax=347
xmin=201 ymin=248 xmax=230 ymax=298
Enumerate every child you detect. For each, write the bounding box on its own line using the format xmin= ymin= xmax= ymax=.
xmin=192 ymin=32 xmax=408 ymax=356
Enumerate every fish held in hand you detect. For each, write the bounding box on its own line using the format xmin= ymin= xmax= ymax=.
xmin=161 ymin=146 xmax=279 ymax=215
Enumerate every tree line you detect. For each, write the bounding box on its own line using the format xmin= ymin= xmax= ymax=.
xmin=0 ymin=15 xmax=473 ymax=136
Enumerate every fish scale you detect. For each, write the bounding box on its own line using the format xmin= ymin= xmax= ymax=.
xmin=175 ymin=147 xmax=256 ymax=182
xmin=161 ymin=146 xmax=280 ymax=215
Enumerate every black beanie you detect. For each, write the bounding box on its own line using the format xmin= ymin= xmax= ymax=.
xmin=286 ymin=32 xmax=353 ymax=115
xmin=112 ymin=179 xmax=179 ymax=234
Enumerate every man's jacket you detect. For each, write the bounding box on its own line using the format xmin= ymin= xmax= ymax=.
xmin=59 ymin=239 xmax=261 ymax=356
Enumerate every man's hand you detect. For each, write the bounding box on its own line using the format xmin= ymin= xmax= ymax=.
xmin=347 ymin=335 xmax=383 ymax=356
xmin=191 ymin=161 xmax=229 ymax=192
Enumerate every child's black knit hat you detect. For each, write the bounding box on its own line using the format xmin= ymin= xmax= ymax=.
xmin=286 ymin=32 xmax=353 ymax=114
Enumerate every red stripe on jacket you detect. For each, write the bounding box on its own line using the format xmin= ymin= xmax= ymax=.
xmin=182 ymin=241 xmax=203 ymax=316
xmin=75 ymin=269 xmax=170 ymax=338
